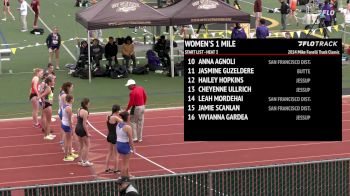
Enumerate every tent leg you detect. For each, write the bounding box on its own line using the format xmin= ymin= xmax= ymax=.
xmin=225 ymin=23 xmax=228 ymax=38
xmin=170 ymin=26 xmax=174 ymax=78
xmin=248 ymin=24 xmax=251 ymax=38
xmin=88 ymin=31 xmax=91 ymax=83
xmin=343 ymin=24 xmax=347 ymax=44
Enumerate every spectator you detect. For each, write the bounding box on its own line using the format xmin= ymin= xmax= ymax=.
xmin=231 ymin=23 xmax=247 ymax=39
xmin=154 ymin=35 xmax=171 ymax=68
xmin=256 ymin=18 xmax=269 ymax=39
xmin=117 ymin=177 xmax=139 ymax=196
xmin=90 ymin=38 xmax=104 ymax=71
xmin=79 ymin=40 xmax=88 ymax=58
xmin=2 ymin=0 xmax=15 ymax=21
xmin=280 ymin=0 xmax=290 ymax=30
xmin=341 ymin=3 xmax=350 ymax=24
xmin=254 ymin=0 xmax=262 ymax=29
xmin=330 ymin=0 xmax=337 ymax=25
xmin=76 ymin=40 xmax=88 ymax=69
xmin=125 ymin=79 xmax=147 ymax=143
xmin=122 ymin=36 xmax=136 ymax=73
xmin=322 ymin=0 xmax=332 ymax=38
xmin=18 ymin=0 xmax=27 ymax=32
xmin=46 ymin=27 xmax=61 ymax=69
xmin=30 ymin=0 xmax=40 ymax=28
xmin=105 ymin=36 xmax=119 ymax=69
xmin=287 ymin=0 xmax=298 ymax=26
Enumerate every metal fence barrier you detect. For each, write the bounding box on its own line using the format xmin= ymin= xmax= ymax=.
xmin=0 ymin=158 xmax=349 ymax=196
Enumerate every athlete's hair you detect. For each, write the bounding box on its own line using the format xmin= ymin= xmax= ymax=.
xmin=112 ymin=105 xmax=121 ymax=114
xmin=66 ymin=94 xmax=74 ymax=103
xmin=119 ymin=111 xmax=129 ymax=122
xmin=81 ymin=98 xmax=90 ymax=111
xmin=34 ymin=68 xmax=43 ymax=76
xmin=61 ymin=82 xmax=73 ymax=94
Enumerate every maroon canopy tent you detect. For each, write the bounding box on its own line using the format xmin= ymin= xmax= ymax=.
xmin=157 ymin=0 xmax=250 ymax=25
xmin=157 ymin=0 xmax=251 ymax=77
xmin=75 ymin=0 xmax=170 ymax=30
xmin=75 ymin=0 xmax=170 ymax=82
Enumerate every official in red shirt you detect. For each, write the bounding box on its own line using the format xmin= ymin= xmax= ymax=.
xmin=30 ymin=0 xmax=39 ymax=28
xmin=125 ymin=79 xmax=147 ymax=143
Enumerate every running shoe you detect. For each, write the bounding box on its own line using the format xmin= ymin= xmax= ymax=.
xmin=70 ymin=153 xmax=79 ymax=159
xmin=49 ymin=134 xmax=56 ymax=138
xmin=63 ymin=156 xmax=75 ymax=161
xmin=1 ymin=18 xmax=6 ymax=21
xmin=44 ymin=135 xmax=55 ymax=140
xmin=77 ymin=160 xmax=83 ymax=165
xmin=82 ymin=161 xmax=94 ymax=167
xmin=105 ymin=168 xmax=114 ymax=173
xmin=51 ymin=117 xmax=56 ymax=122
xmin=33 ymin=123 xmax=42 ymax=128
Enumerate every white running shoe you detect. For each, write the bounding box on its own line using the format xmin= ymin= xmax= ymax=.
xmin=44 ymin=135 xmax=55 ymax=140
xmin=82 ymin=161 xmax=94 ymax=167
xmin=1 ymin=18 xmax=6 ymax=21
xmin=49 ymin=134 xmax=56 ymax=138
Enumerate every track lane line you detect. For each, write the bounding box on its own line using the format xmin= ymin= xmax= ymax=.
xmin=87 ymin=121 xmax=176 ymax=174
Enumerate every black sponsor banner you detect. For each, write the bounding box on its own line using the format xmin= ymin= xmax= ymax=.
xmin=184 ymin=39 xmax=342 ymax=141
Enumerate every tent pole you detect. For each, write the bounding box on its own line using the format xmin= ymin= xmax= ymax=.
xmin=248 ymin=24 xmax=251 ymax=38
xmin=344 ymin=24 xmax=347 ymax=45
xmin=88 ymin=31 xmax=91 ymax=83
xmin=170 ymin=25 xmax=174 ymax=78
xmin=225 ymin=23 xmax=228 ymax=38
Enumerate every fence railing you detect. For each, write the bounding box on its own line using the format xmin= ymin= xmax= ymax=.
xmin=0 ymin=158 xmax=349 ymax=196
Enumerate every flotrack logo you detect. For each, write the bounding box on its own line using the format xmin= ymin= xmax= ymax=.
xmin=192 ymin=0 xmax=218 ymax=10
xmin=111 ymin=1 xmax=140 ymax=13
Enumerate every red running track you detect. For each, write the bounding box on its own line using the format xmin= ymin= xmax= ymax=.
xmin=0 ymin=98 xmax=350 ymax=188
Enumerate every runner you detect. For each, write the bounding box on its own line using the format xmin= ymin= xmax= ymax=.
xmin=116 ymin=111 xmax=135 ymax=178
xmin=58 ymin=82 xmax=74 ymax=148
xmin=75 ymin=98 xmax=93 ymax=166
xmin=105 ymin=104 xmax=123 ymax=173
xmin=29 ymin=68 xmax=43 ymax=128
xmin=61 ymin=94 xmax=78 ymax=161
xmin=37 ymin=77 xmax=56 ymax=140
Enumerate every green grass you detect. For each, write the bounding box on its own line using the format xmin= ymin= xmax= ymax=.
xmin=0 ymin=0 xmax=348 ymax=118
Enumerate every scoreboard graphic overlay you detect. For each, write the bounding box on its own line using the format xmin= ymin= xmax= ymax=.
xmin=184 ymin=39 xmax=342 ymax=141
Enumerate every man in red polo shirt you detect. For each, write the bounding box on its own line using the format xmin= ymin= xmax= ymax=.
xmin=125 ymin=79 xmax=147 ymax=143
